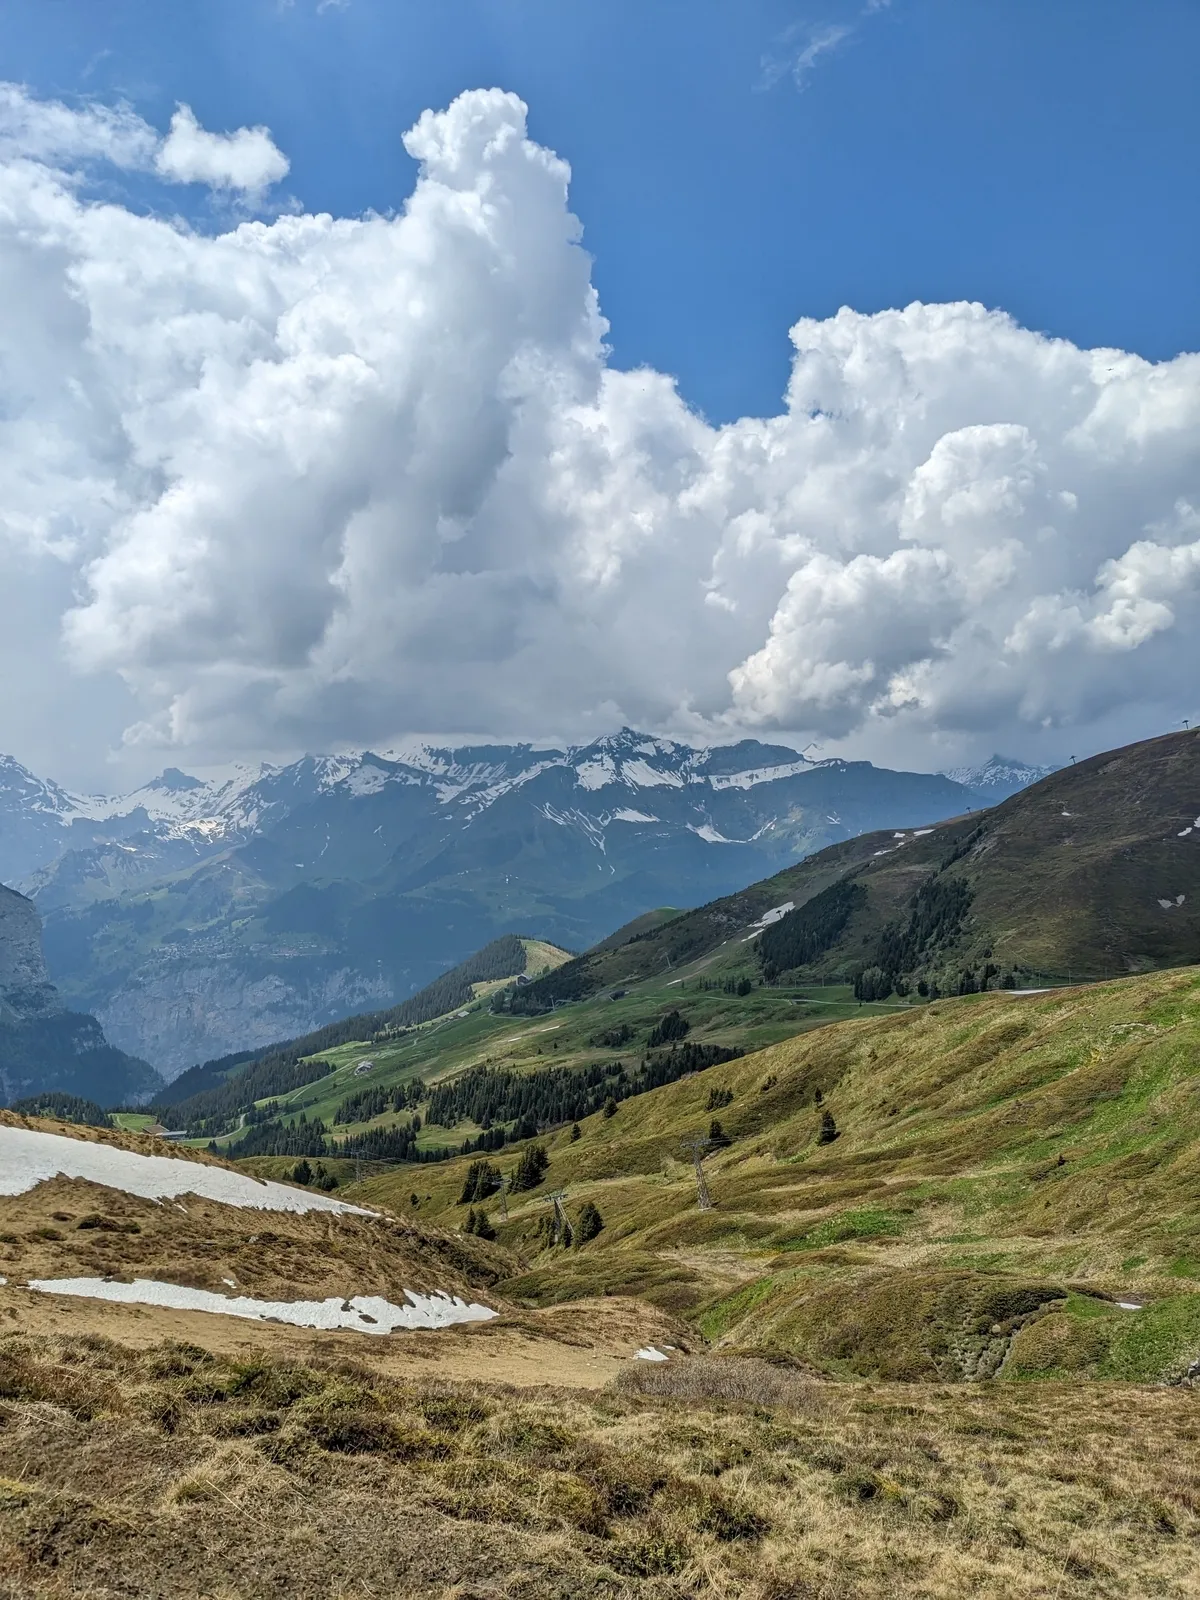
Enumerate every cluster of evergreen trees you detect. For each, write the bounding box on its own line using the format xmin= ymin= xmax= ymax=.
xmin=333 ymin=1078 xmax=424 ymax=1126
xmin=220 ymin=1112 xmax=451 ymax=1165
xmin=216 ymin=1112 xmax=330 ymax=1159
xmin=646 ymin=1009 xmax=689 ymax=1047
xmin=758 ymin=880 xmax=866 ymax=981
xmin=8 ymin=1092 xmax=110 ymax=1127
xmin=430 ymin=1039 xmax=742 ymax=1150
xmin=852 ymin=876 xmax=976 ymax=1001
xmin=458 ymin=1159 xmax=502 ymax=1203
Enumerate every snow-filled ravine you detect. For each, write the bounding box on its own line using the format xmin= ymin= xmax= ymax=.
xmin=24 ymin=1277 xmax=497 ymax=1334
xmin=0 ymin=1126 xmax=375 ymax=1216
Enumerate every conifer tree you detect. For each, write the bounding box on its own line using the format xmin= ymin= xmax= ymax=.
xmin=576 ymin=1201 xmax=604 ymax=1243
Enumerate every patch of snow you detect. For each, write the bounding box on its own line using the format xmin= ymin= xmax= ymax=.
xmin=1157 ymin=895 xmax=1185 ymax=910
xmin=689 ymin=823 xmax=732 ymax=844
xmin=341 ymin=766 xmax=390 ymax=796
xmin=749 ymin=901 xmax=794 ymax=931
xmin=25 ymin=1278 xmax=496 ymax=1335
xmin=620 ymin=759 xmax=686 ymax=790
xmin=1117 ymin=1301 xmax=1143 ymax=1311
xmin=913 ymin=828 xmax=934 ymax=836
xmin=635 ymin=1346 xmax=669 ymax=1361
xmin=574 ymin=756 xmax=618 ymax=791
xmin=893 ymin=832 xmax=907 ymax=839
xmin=0 ymin=1127 xmax=376 ymax=1217
xmin=1180 ymin=828 xmax=1193 ymax=837
xmin=665 ymin=978 xmax=683 ymax=986
xmin=611 ymin=808 xmax=659 ymax=823
xmin=708 ymin=760 xmax=812 ymax=791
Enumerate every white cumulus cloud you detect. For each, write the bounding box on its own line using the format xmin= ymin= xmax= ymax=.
xmin=0 ymin=82 xmax=1198 ymax=785
xmin=154 ymin=103 xmax=290 ymax=194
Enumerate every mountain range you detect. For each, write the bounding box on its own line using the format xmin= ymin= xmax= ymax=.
xmin=0 ymin=733 xmax=1050 ymax=1079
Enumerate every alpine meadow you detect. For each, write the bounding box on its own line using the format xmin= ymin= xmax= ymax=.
xmin=2 ymin=7 xmax=1200 ymax=1598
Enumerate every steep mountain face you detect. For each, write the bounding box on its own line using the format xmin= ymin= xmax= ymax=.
xmin=3 ymin=731 xmax=1035 ymax=1076
xmin=0 ymin=885 xmax=161 ymax=1107
xmin=528 ymin=730 xmax=1200 ymax=1004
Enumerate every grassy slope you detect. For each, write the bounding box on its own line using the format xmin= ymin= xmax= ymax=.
xmin=4 ymin=1333 xmax=1198 ymax=1600
xmin=216 ymin=958 xmax=911 ymax=1156
xmin=354 ymin=966 xmax=1200 ymax=1382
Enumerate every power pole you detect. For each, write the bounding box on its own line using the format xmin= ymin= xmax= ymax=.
xmin=681 ymin=1137 xmax=714 ymax=1210
xmin=548 ymin=1188 xmax=569 ymax=1244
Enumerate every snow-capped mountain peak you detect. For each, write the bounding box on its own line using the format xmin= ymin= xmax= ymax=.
xmin=944 ymin=754 xmax=1056 ymax=800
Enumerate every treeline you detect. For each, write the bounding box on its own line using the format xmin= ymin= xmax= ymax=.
xmin=430 ymin=1039 xmax=743 ymax=1145
xmin=217 ymin=1112 xmax=330 ymax=1159
xmin=8 ymin=1092 xmax=111 ymax=1127
xmin=161 ymin=1055 xmax=336 ymax=1136
xmin=758 ymin=880 xmax=865 ymax=979
xmin=218 ymin=1111 xmax=453 ymax=1165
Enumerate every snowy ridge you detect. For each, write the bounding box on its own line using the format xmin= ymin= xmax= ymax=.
xmin=1 ymin=731 xmax=832 ymax=862
xmin=0 ymin=1126 xmax=375 ymax=1216
xmin=25 ymin=1277 xmax=497 ymax=1335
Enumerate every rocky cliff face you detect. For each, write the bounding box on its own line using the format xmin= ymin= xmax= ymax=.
xmin=0 ymin=882 xmax=161 ymax=1106
xmin=96 ymin=959 xmax=392 ymax=1075
xmin=0 ymin=884 xmax=61 ymax=1020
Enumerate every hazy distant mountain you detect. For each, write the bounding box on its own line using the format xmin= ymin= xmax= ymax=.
xmin=942 ymin=753 xmax=1057 ymax=802
xmin=0 ymin=730 xmax=1048 ymax=1076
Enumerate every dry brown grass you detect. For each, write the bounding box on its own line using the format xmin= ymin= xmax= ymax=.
xmin=1 ymin=1333 xmax=1197 ymax=1599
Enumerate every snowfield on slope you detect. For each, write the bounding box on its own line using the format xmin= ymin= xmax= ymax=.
xmin=25 ymin=1277 xmax=496 ymax=1334
xmin=0 ymin=1126 xmax=375 ymax=1216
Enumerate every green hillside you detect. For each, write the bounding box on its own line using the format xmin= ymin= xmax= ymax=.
xmin=354 ymin=965 xmax=1200 ymax=1384
xmin=498 ymin=728 xmax=1200 ymax=1013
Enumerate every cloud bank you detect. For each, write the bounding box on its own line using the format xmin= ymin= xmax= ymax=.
xmin=0 ymin=83 xmax=1198 ymax=779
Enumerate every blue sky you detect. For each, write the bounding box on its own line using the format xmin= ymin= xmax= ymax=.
xmin=8 ymin=0 xmax=1199 ymax=423
xmin=1 ymin=0 xmax=1198 ymax=787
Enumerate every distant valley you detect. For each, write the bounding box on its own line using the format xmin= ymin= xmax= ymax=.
xmin=0 ymin=734 xmax=1048 ymax=1077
